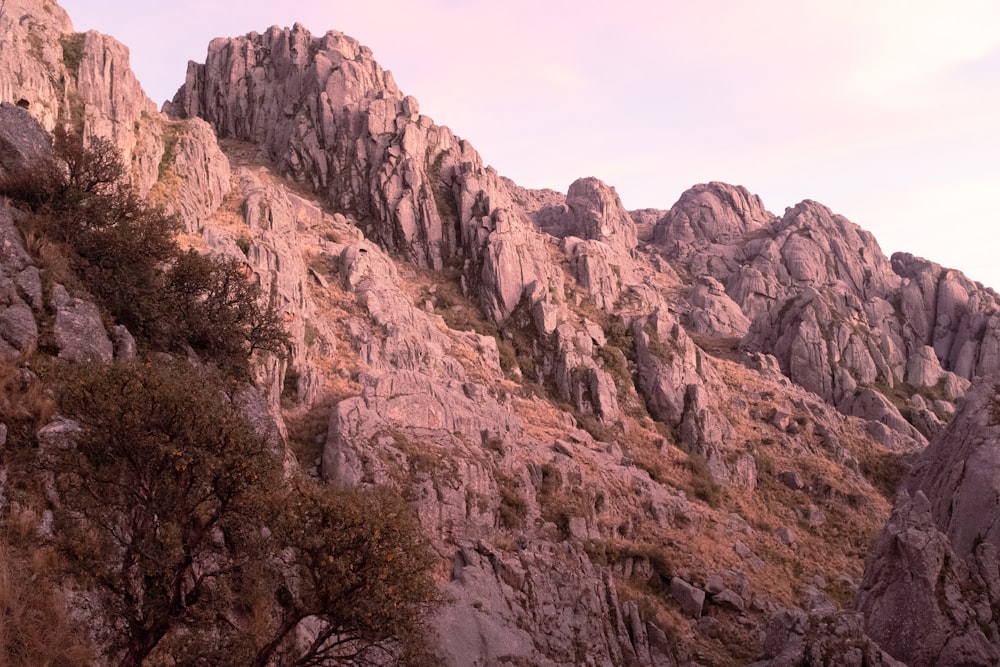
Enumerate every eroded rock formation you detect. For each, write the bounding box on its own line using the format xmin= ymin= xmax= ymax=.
xmin=2 ymin=2 xmax=999 ymax=664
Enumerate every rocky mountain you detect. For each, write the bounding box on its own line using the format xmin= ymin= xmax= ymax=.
xmin=0 ymin=1 xmax=998 ymax=664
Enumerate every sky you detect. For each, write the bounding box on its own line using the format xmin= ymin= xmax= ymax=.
xmin=60 ymin=1 xmax=1000 ymax=290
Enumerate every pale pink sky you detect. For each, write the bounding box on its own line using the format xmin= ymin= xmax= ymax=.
xmin=61 ymin=1 xmax=1000 ymax=290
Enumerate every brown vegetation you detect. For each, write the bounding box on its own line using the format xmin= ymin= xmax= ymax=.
xmin=0 ymin=130 xmax=288 ymax=375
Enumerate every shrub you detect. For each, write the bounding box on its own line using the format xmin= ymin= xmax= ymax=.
xmin=497 ymin=474 xmax=528 ymax=529
xmin=858 ymin=448 xmax=907 ymax=500
xmin=643 ymin=320 xmax=675 ymax=363
xmin=598 ymin=344 xmax=631 ymax=388
xmin=161 ymin=251 xmax=288 ymax=374
xmin=1 ymin=131 xmax=287 ymax=375
xmin=0 ymin=539 xmax=95 ymax=664
xmin=686 ymin=453 xmax=722 ymax=508
xmin=0 ymin=359 xmax=57 ymax=446
xmin=59 ymin=33 xmax=86 ymax=75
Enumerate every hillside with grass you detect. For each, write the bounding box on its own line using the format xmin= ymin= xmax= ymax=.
xmin=1 ymin=1 xmax=999 ymax=665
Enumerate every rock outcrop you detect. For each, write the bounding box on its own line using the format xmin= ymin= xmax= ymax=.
xmin=0 ymin=102 xmax=53 ymax=176
xmin=654 ymin=181 xmax=773 ymax=251
xmin=167 ymin=24 xmax=558 ymax=324
xmin=0 ymin=0 xmax=74 ymax=130
xmin=7 ymin=2 xmax=1000 ymax=665
xmin=857 ymin=378 xmax=1000 ymax=666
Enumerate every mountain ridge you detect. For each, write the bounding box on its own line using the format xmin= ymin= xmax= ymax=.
xmin=1 ymin=2 xmax=998 ymax=665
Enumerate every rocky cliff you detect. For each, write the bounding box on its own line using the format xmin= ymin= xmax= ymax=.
xmin=1 ymin=2 xmax=999 ymax=665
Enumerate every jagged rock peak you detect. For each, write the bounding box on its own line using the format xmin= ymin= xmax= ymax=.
xmin=565 ymin=176 xmax=638 ymax=250
xmin=891 ymin=251 xmax=1000 ymax=378
xmin=653 ymin=181 xmax=774 ymax=247
xmin=0 ymin=0 xmax=164 ymax=195
xmin=167 ymin=24 xmax=402 ymax=133
xmin=166 ymin=22 xmax=454 ymax=267
xmin=775 ymin=199 xmax=898 ymax=299
xmin=169 ymin=20 xmax=557 ymax=325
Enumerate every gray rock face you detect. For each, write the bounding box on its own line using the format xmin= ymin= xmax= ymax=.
xmin=0 ymin=102 xmax=52 ymax=176
xmin=0 ymin=0 xmax=198 ymax=207
xmin=322 ymin=369 xmax=520 ymax=486
xmin=686 ymin=275 xmax=751 ymax=337
xmin=0 ymin=0 xmax=74 ymax=130
xmin=565 ymin=177 xmax=638 ymax=252
xmin=560 ymin=236 xmax=632 ymax=312
xmin=857 ymin=378 xmax=1000 ymax=665
xmin=0 ymin=204 xmax=42 ymax=359
xmin=741 ymin=286 xmax=926 ymax=451
xmin=654 ymin=181 xmax=773 ymax=250
xmin=749 ymin=608 xmax=904 ymax=667
xmin=645 ymin=182 xmax=978 ymax=456
xmin=75 ymin=30 xmax=161 ymax=195
xmin=772 ymin=201 xmax=900 ymax=301
xmin=906 ymin=345 xmax=944 ymax=388
xmin=439 ymin=544 xmax=680 ymax=667
xmin=50 ymin=284 xmax=113 ymax=363
xmin=893 ymin=252 xmax=1000 ymax=380
xmin=633 ymin=309 xmax=744 ymax=484
xmin=151 ymin=118 xmax=231 ymax=233
xmin=670 ymin=577 xmax=705 ymax=618
xmin=0 ymin=301 xmax=37 ymax=355
xmin=230 ymin=169 xmax=339 ymax=368
xmin=168 ymin=23 xmax=556 ymax=324
xmin=337 ymin=239 xmax=499 ymax=383
xmin=14 ymin=3 xmax=1000 ymax=663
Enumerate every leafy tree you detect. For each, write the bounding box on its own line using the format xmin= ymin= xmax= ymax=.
xmin=0 ymin=128 xmax=126 ymax=213
xmin=51 ymin=361 xmax=439 ymax=666
xmin=52 ymin=361 xmax=281 ymax=667
xmin=252 ymin=480 xmax=439 ymax=667
xmin=162 ymin=250 xmax=288 ymax=374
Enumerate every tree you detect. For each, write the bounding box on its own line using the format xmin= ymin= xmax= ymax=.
xmin=1 ymin=130 xmax=287 ymax=372
xmin=52 ymin=361 xmax=281 ymax=667
xmin=252 ymin=480 xmax=439 ymax=667
xmin=51 ymin=361 xmax=440 ymax=666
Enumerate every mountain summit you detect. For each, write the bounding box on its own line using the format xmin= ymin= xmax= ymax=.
xmin=0 ymin=2 xmax=998 ymax=665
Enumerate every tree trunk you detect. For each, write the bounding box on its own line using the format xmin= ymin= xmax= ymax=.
xmin=118 ymin=619 xmax=171 ymax=667
xmin=253 ymin=614 xmax=302 ymax=667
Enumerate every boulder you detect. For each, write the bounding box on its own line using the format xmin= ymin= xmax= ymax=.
xmin=0 ymin=102 xmax=52 ymax=176
xmin=670 ymin=577 xmax=705 ymax=618
xmin=50 ymin=285 xmax=113 ymax=363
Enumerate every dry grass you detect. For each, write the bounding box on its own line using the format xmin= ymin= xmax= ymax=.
xmin=0 ymin=358 xmax=57 ymax=446
xmin=0 ymin=538 xmax=95 ymax=665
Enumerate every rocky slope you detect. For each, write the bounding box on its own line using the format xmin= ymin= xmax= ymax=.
xmin=2 ymin=1 xmax=1000 ymax=664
